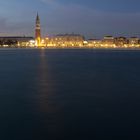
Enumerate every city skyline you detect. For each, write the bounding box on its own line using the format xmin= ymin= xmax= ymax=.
xmin=0 ymin=0 xmax=140 ymax=38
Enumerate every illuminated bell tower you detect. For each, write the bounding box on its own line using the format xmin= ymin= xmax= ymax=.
xmin=35 ymin=13 xmax=41 ymax=47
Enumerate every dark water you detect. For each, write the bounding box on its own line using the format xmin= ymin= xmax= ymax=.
xmin=0 ymin=49 xmax=140 ymax=140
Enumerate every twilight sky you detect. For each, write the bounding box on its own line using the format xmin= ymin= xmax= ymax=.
xmin=0 ymin=0 xmax=140 ymax=38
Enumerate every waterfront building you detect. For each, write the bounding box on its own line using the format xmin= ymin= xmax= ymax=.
xmin=35 ymin=13 xmax=41 ymax=47
xmin=102 ymin=36 xmax=115 ymax=48
xmin=129 ymin=37 xmax=139 ymax=47
xmin=46 ymin=34 xmax=84 ymax=48
xmin=87 ymin=39 xmax=102 ymax=48
xmin=114 ymin=37 xmax=128 ymax=48
xmin=0 ymin=36 xmax=34 ymax=47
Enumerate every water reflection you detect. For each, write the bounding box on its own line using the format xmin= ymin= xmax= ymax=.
xmin=35 ymin=50 xmax=63 ymax=138
xmin=37 ymin=49 xmax=53 ymax=112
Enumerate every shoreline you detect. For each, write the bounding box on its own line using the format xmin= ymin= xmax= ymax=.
xmin=0 ymin=47 xmax=140 ymax=51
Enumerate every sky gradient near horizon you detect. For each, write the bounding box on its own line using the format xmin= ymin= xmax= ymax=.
xmin=0 ymin=0 xmax=140 ymax=38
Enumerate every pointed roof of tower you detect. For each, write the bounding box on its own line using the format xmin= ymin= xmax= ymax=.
xmin=36 ymin=12 xmax=40 ymax=21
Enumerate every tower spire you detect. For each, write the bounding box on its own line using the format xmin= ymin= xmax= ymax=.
xmin=36 ymin=12 xmax=40 ymax=22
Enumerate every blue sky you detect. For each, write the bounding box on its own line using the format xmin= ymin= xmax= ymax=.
xmin=0 ymin=0 xmax=140 ymax=38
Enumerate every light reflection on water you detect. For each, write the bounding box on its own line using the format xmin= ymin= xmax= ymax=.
xmin=35 ymin=50 xmax=63 ymax=138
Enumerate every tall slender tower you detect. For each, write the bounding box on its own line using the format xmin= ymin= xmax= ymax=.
xmin=35 ymin=13 xmax=41 ymax=47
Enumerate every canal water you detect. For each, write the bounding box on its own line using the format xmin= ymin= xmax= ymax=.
xmin=0 ymin=49 xmax=140 ymax=140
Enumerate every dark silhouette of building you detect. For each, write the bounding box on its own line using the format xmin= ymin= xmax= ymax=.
xmin=0 ymin=36 xmax=33 ymax=47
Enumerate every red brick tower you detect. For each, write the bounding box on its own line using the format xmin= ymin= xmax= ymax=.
xmin=35 ymin=13 xmax=41 ymax=47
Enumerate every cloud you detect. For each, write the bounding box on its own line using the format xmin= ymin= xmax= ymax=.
xmin=39 ymin=0 xmax=58 ymax=5
xmin=40 ymin=2 xmax=140 ymax=38
xmin=0 ymin=16 xmax=33 ymax=36
xmin=0 ymin=0 xmax=140 ymax=38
